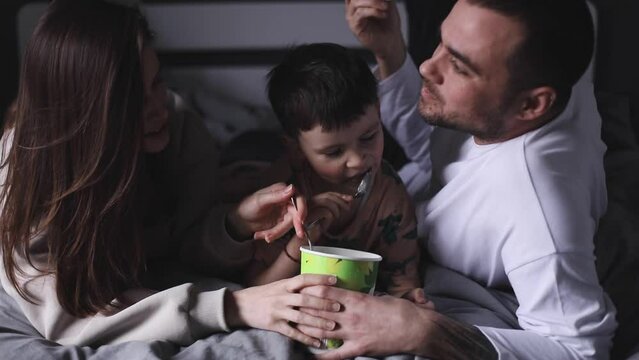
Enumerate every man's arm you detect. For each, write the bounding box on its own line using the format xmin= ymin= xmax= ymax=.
xmin=346 ymin=0 xmax=406 ymax=79
xmin=346 ymin=0 xmax=433 ymax=201
xmin=426 ymin=312 xmax=498 ymax=360
xmin=378 ymin=56 xmax=433 ymax=201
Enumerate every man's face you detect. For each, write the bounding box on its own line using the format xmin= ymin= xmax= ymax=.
xmin=296 ymin=104 xmax=384 ymax=192
xmin=418 ymin=0 xmax=525 ymax=143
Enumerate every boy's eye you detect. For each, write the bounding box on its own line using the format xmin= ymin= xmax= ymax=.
xmin=360 ymin=130 xmax=378 ymax=142
xmin=324 ymin=148 xmax=343 ymax=158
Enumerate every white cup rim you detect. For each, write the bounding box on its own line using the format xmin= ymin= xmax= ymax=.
xmin=300 ymin=245 xmax=382 ymax=262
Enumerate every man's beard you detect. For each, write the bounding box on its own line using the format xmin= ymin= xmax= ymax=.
xmin=419 ymin=99 xmax=509 ymax=143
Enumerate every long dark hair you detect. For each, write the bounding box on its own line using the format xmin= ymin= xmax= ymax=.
xmin=1 ymin=0 xmax=151 ymax=317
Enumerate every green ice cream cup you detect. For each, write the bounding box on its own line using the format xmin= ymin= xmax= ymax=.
xmin=300 ymin=245 xmax=382 ymax=351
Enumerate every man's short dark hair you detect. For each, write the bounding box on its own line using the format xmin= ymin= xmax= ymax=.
xmin=267 ymin=43 xmax=378 ymax=138
xmin=469 ymin=0 xmax=594 ymax=110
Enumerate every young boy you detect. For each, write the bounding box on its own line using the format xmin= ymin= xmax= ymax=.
xmin=245 ymin=43 xmax=424 ymax=301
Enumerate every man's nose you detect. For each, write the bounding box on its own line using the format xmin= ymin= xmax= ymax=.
xmin=419 ymin=56 xmax=444 ymax=85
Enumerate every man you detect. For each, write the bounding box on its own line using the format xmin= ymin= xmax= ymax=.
xmin=297 ymin=0 xmax=617 ymax=359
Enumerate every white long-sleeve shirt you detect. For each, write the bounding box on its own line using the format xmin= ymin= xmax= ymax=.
xmin=378 ymin=57 xmax=617 ymax=359
xmin=0 ymin=92 xmax=253 ymax=346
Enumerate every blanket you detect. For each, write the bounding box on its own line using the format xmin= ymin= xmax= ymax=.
xmin=0 ymin=281 xmax=311 ymax=359
xmin=0 ymin=282 xmax=424 ymax=360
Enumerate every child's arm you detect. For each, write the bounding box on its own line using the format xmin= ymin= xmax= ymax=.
xmin=244 ymin=232 xmax=304 ymax=286
xmin=244 ymin=192 xmax=353 ymax=286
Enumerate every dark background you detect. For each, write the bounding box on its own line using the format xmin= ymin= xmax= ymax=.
xmin=2 ymin=1 xmax=639 ymax=136
xmin=0 ymin=0 xmax=22 ymax=120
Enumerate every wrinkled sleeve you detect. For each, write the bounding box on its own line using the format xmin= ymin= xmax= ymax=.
xmin=478 ymin=253 xmax=616 ymax=360
xmin=377 ymin=56 xmax=433 ymax=201
xmin=0 ymin=241 xmax=236 ymax=347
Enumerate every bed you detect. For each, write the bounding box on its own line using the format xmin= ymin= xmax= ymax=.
xmin=4 ymin=1 xmax=639 ymax=359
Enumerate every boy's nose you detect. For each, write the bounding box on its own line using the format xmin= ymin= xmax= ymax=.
xmin=346 ymin=152 xmax=368 ymax=170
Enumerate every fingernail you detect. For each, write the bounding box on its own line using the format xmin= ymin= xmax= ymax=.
xmin=326 ymin=321 xmax=335 ymax=330
xmin=328 ymin=276 xmax=337 ymax=284
xmin=286 ymin=184 xmax=293 ymax=192
xmin=313 ymin=340 xmax=321 ymax=348
xmin=332 ymin=303 xmax=341 ymax=311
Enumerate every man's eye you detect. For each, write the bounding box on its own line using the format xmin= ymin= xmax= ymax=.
xmin=450 ymin=57 xmax=468 ymax=76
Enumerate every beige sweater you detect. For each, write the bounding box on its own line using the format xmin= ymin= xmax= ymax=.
xmin=0 ymin=93 xmax=254 ymax=346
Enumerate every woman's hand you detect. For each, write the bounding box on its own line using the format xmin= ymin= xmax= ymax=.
xmin=283 ymin=192 xmax=353 ymax=258
xmin=345 ymin=0 xmax=406 ymax=76
xmin=226 ymin=183 xmax=307 ymax=242
xmin=225 ymin=274 xmax=342 ymax=347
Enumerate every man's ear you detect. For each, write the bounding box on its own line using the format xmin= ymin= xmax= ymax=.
xmin=516 ymin=86 xmax=557 ymax=122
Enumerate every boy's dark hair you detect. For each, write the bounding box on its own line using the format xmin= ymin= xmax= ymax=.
xmin=267 ymin=43 xmax=378 ymax=138
xmin=468 ymin=0 xmax=594 ymax=111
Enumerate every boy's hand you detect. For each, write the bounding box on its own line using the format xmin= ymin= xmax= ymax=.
xmin=401 ymin=288 xmax=435 ymax=309
xmin=307 ymin=192 xmax=353 ymax=238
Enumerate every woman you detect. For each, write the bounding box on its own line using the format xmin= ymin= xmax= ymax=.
xmin=0 ymin=0 xmax=336 ymax=348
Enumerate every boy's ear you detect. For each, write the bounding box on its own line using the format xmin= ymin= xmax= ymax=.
xmin=515 ymin=86 xmax=557 ymax=122
xmin=283 ymin=135 xmax=305 ymax=165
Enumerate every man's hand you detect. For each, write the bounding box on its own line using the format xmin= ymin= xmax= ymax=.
xmin=297 ymin=286 xmax=498 ymax=359
xmin=345 ymin=0 xmax=406 ymax=78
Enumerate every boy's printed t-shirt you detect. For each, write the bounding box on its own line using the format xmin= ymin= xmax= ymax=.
xmin=252 ymin=160 xmax=422 ymax=296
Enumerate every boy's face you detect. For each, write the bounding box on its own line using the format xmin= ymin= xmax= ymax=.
xmin=296 ymin=103 xmax=384 ymax=189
